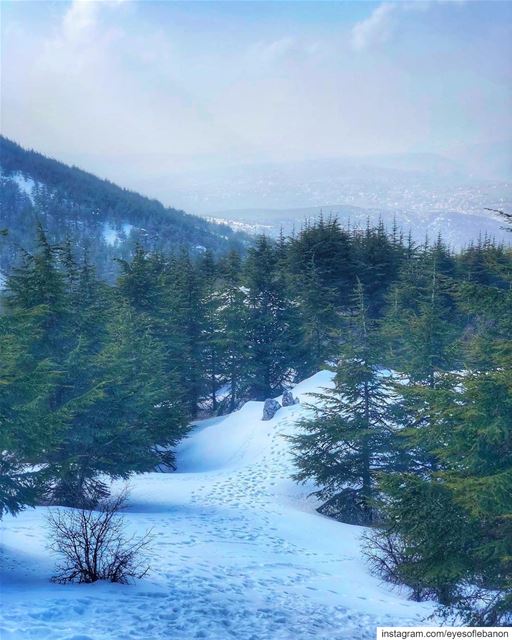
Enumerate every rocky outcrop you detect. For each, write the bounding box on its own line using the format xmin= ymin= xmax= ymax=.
xmin=282 ymin=390 xmax=300 ymax=406
xmin=262 ymin=398 xmax=281 ymax=421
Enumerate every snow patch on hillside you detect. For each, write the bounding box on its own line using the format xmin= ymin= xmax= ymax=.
xmin=102 ymin=222 xmax=134 ymax=246
xmin=0 ymin=371 xmax=435 ymax=639
xmin=12 ymin=173 xmax=36 ymax=203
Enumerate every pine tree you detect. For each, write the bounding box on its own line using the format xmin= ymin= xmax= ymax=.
xmin=369 ymin=354 xmax=512 ymax=618
xmin=290 ymin=281 xmax=395 ymax=525
xmin=117 ymin=246 xmax=189 ymax=416
xmin=383 ymin=243 xmax=461 ymax=386
xmin=368 ymin=244 xmax=512 ymax=622
xmin=44 ymin=248 xmax=114 ymax=504
xmin=46 ymin=252 xmax=189 ymax=505
xmin=170 ymin=250 xmax=207 ymax=415
xmin=216 ymin=250 xmax=250 ymax=412
xmin=0 ymin=226 xmax=73 ymax=508
xmin=434 ymin=364 xmax=512 ymax=623
xmin=354 ymin=222 xmax=405 ymax=319
xmin=1 ymin=230 xmax=190 ymax=508
xmin=116 ymin=243 xmax=162 ymax=315
xmin=66 ymin=303 xmax=188 ymax=492
xmin=244 ymin=236 xmax=302 ymax=400
xmin=199 ymin=250 xmax=224 ymax=413
xmin=290 ymin=255 xmax=340 ymax=378
xmin=0 ymin=321 xmax=44 ymax=515
xmin=287 ymin=217 xmax=355 ymax=309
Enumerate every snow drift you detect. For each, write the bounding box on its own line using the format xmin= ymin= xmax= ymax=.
xmin=0 ymin=371 xmax=434 ymax=639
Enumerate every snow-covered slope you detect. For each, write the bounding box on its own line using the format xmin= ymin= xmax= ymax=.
xmin=11 ymin=172 xmax=36 ymax=203
xmin=0 ymin=371 xmax=434 ymax=639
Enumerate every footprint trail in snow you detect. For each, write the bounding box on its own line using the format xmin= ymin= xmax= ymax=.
xmin=0 ymin=371 xmax=434 ymax=639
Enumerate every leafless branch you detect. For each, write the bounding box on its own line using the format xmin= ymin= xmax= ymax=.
xmin=47 ymin=488 xmax=153 ymax=584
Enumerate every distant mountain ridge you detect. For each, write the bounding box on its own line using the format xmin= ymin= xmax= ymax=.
xmin=0 ymin=137 xmax=249 ymax=280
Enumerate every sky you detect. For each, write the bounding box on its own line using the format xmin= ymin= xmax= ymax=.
xmin=1 ymin=0 xmax=512 ymax=192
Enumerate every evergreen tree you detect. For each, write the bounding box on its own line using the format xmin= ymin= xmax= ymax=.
xmin=368 ymin=245 xmax=512 ymax=623
xmin=0 ymin=319 xmax=46 ymax=515
xmin=117 ymin=247 xmax=189 ymax=416
xmin=290 ymin=281 xmax=395 ymax=525
xmin=354 ymin=222 xmax=405 ymax=319
xmin=369 ymin=356 xmax=512 ymax=621
xmin=0 ymin=227 xmax=74 ymax=506
xmin=435 ymin=364 xmax=512 ymax=623
xmin=199 ymin=250 xmax=224 ymax=412
xmin=171 ymin=250 xmax=207 ymax=415
xmin=383 ymin=245 xmax=460 ymax=386
xmin=287 ymin=216 xmax=355 ymax=309
xmin=290 ymin=255 xmax=340 ymax=378
xmin=116 ymin=244 xmax=162 ymax=315
xmin=216 ymin=250 xmax=251 ymax=412
xmin=244 ymin=236 xmax=301 ymax=399
xmin=1 ymin=230 xmax=190 ymax=508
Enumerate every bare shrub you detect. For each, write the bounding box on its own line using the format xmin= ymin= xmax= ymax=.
xmin=47 ymin=489 xmax=152 ymax=584
xmin=362 ymin=528 xmax=433 ymax=602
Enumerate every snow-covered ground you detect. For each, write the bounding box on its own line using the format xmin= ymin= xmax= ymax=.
xmin=102 ymin=222 xmax=134 ymax=246
xmin=0 ymin=371 xmax=435 ymax=639
xmin=11 ymin=173 xmax=36 ymax=204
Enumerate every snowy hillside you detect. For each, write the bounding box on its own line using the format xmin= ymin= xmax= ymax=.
xmin=0 ymin=371 xmax=434 ymax=639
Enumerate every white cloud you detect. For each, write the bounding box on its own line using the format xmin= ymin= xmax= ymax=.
xmin=2 ymin=0 xmax=509 ymax=192
xmin=351 ymin=3 xmax=398 ymax=52
xmin=262 ymin=37 xmax=296 ymax=61
xmin=61 ymin=0 xmax=130 ymax=43
xmin=350 ymin=0 xmax=468 ymax=52
xmin=249 ymin=36 xmax=324 ymax=66
xmin=62 ymin=0 xmax=99 ymax=42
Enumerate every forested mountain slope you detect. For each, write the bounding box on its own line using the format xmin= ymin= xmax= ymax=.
xmin=0 ymin=137 xmax=249 ymax=280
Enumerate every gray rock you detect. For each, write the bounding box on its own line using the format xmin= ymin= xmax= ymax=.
xmin=262 ymin=398 xmax=281 ymax=421
xmin=281 ymin=389 xmax=296 ymax=407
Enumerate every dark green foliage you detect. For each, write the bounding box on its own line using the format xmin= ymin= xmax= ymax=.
xmin=0 ymin=320 xmax=43 ymax=515
xmin=244 ymin=236 xmax=303 ymax=400
xmin=382 ymin=242 xmax=460 ymax=386
xmin=367 ymin=362 xmax=512 ymax=624
xmin=290 ymin=281 xmax=396 ymax=525
xmin=286 ymin=217 xmax=355 ymax=304
xmin=287 ymin=255 xmax=340 ymax=377
xmin=214 ymin=251 xmax=250 ymax=413
xmin=1 ymin=229 xmax=189 ymax=509
xmin=2 ymin=211 xmax=511 ymax=625
xmin=365 ymin=475 xmax=477 ymax=603
xmin=171 ymin=250 xmax=209 ymax=415
xmin=0 ymin=227 xmax=72 ymax=510
xmin=353 ymin=222 xmax=405 ymax=318
xmin=363 ymin=242 xmax=512 ymax=625
xmin=283 ymin=220 xmax=511 ymax=622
